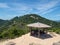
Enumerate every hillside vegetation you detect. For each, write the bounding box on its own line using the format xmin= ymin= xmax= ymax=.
xmin=0 ymin=14 xmax=60 ymax=40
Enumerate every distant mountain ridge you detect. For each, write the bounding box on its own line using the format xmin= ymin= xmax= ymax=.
xmin=56 ymin=20 xmax=60 ymax=22
xmin=0 ymin=14 xmax=60 ymax=28
xmin=0 ymin=14 xmax=60 ymax=39
xmin=0 ymin=19 xmax=8 ymax=27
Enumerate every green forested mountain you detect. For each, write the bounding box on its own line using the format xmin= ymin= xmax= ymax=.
xmin=9 ymin=14 xmax=60 ymax=27
xmin=0 ymin=14 xmax=60 ymax=39
xmin=56 ymin=20 xmax=60 ymax=22
xmin=0 ymin=19 xmax=8 ymax=27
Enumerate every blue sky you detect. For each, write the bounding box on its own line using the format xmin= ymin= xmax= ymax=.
xmin=0 ymin=0 xmax=60 ymax=21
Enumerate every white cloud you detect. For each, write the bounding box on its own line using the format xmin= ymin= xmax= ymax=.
xmin=56 ymin=14 xmax=60 ymax=16
xmin=34 ymin=0 xmax=60 ymax=14
xmin=40 ymin=7 xmax=57 ymax=15
xmin=6 ymin=3 xmax=33 ymax=15
xmin=0 ymin=0 xmax=60 ymax=16
xmin=0 ymin=3 xmax=9 ymax=8
xmin=8 ymin=3 xmax=32 ymax=11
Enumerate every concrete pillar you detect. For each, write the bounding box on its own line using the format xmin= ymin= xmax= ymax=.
xmin=38 ymin=30 xmax=40 ymax=38
xmin=44 ymin=28 xmax=48 ymax=34
xmin=29 ymin=27 xmax=32 ymax=36
xmin=44 ymin=28 xmax=46 ymax=34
